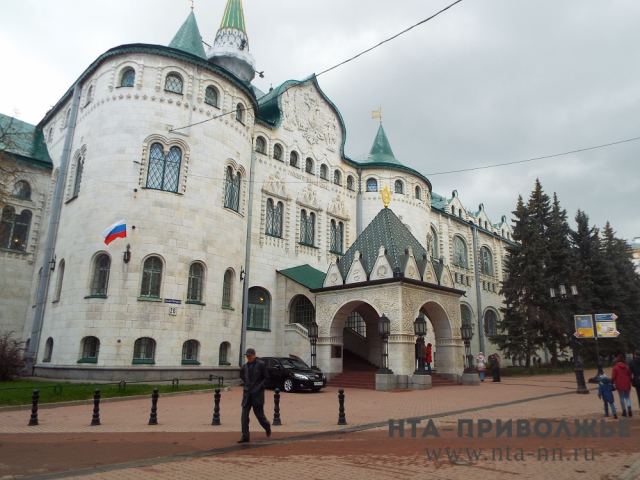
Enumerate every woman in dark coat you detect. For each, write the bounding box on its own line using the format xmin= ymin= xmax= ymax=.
xmin=426 ymin=343 xmax=433 ymax=374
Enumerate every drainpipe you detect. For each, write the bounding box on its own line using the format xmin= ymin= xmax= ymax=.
xmin=356 ymin=168 xmax=363 ymax=236
xmin=239 ymin=150 xmax=256 ymax=366
xmin=28 ymin=84 xmax=81 ymax=363
xmin=471 ymin=222 xmax=485 ymax=354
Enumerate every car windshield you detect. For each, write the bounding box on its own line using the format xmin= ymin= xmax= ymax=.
xmin=279 ymin=358 xmax=310 ymax=369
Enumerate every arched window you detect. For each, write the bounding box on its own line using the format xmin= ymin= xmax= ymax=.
xmin=394 ymin=180 xmax=404 ymax=194
xmin=81 ymin=336 xmax=100 ymax=361
xmin=48 ymin=127 xmax=53 ymax=143
xmin=305 ymin=158 xmax=314 ymax=174
xmin=182 ymin=340 xmax=199 ymax=363
xmin=91 ymin=254 xmax=111 ymax=296
xmin=415 ymin=186 xmax=422 ymax=200
xmin=223 ymin=166 xmax=241 ymax=212
xmin=290 ymin=151 xmax=299 ymax=167
xmin=187 ymin=263 xmax=204 ymax=303
xmin=133 ymin=337 xmax=156 ymax=362
xmin=265 ymin=199 xmax=283 ymax=238
xmin=484 ymin=310 xmax=498 ymax=336
xmin=146 ymin=143 xmax=181 ymax=193
xmin=121 ymin=68 xmax=135 ymax=87
xmin=12 ymin=181 xmax=31 ymax=199
xmin=85 ymin=85 xmax=93 ymax=106
xmin=140 ymin=256 xmax=162 ymax=298
xmin=289 ymin=295 xmax=315 ymax=327
xmin=72 ymin=157 xmax=83 ymax=198
xmin=461 ymin=305 xmax=472 ymax=326
xmin=255 ymin=136 xmax=266 ymax=154
xmin=333 ymin=170 xmax=341 ymax=185
xmin=0 ymin=207 xmax=31 ymax=251
xmin=452 ymin=236 xmax=468 ymax=268
xmin=236 ymin=103 xmax=244 ymax=123
xmin=53 ymin=260 xmax=65 ymax=302
xmin=459 ymin=208 xmax=463 ymax=218
xmin=428 ymin=226 xmax=439 ymax=259
xmin=222 ymin=269 xmax=233 ymax=307
xmin=248 ymin=287 xmax=270 ymax=330
xmin=204 ymin=86 xmax=218 ymax=107
xmin=366 ymin=178 xmax=378 ymax=192
xmin=480 ymin=246 xmax=494 ymax=276
xmin=164 ymin=73 xmax=183 ymax=94
xmin=219 ymin=341 xmax=230 ymax=365
xmin=300 ymin=210 xmax=315 ymax=246
xmin=273 ymin=144 xmax=283 ymax=161
xmin=320 ymin=164 xmax=328 ymax=180
xmin=330 ymin=219 xmax=344 ymax=254
xmin=43 ymin=337 xmax=54 ymax=362
xmin=346 ymin=175 xmax=354 ymax=191
xmin=346 ymin=311 xmax=366 ymax=336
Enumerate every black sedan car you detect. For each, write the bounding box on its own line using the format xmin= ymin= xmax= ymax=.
xmin=261 ymin=357 xmax=327 ymax=392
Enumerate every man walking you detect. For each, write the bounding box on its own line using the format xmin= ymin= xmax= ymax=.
xmin=238 ymin=348 xmax=271 ymax=443
xmin=629 ymin=350 xmax=640 ymax=410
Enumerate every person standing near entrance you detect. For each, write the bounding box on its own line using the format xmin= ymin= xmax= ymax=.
xmin=612 ymin=354 xmax=633 ymax=417
xmin=477 ymin=352 xmax=486 ymax=382
xmin=426 ymin=343 xmax=433 ymax=374
xmin=238 ymin=348 xmax=271 ymax=443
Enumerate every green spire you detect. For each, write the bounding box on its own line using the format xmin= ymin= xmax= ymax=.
xmin=219 ymin=0 xmax=246 ymax=32
xmin=169 ymin=11 xmax=207 ymax=59
xmin=353 ymin=124 xmax=402 ymax=165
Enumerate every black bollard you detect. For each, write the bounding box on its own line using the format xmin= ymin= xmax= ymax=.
xmin=272 ymin=388 xmax=282 ymax=426
xmin=338 ymin=388 xmax=347 ymax=425
xmin=91 ymin=389 xmax=101 ymax=426
xmin=28 ymin=389 xmax=39 ymax=426
xmin=148 ymin=388 xmax=159 ymax=425
xmin=211 ymin=388 xmax=221 ymax=426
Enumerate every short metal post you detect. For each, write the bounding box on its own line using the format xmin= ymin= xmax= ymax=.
xmin=338 ymin=388 xmax=347 ymax=425
xmin=273 ymin=388 xmax=282 ymax=426
xmin=211 ymin=388 xmax=221 ymax=426
xmin=91 ymin=389 xmax=101 ymax=426
xmin=28 ymin=389 xmax=39 ymax=426
xmin=148 ymin=388 xmax=159 ymax=425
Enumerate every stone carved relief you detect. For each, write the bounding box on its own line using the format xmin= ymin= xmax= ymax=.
xmin=263 ymin=173 xmax=287 ymax=199
xmin=281 ymin=86 xmax=340 ymax=151
xmin=327 ymin=195 xmax=349 ymax=220
xmin=297 ymin=184 xmax=321 ymax=210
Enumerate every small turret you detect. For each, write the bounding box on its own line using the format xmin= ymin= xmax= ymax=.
xmin=169 ymin=11 xmax=207 ymax=60
xmin=208 ymin=0 xmax=256 ymax=83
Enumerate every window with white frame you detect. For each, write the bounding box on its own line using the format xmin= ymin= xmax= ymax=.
xmin=366 ymin=178 xmax=378 ymax=192
xmin=0 ymin=207 xmax=31 ymax=251
xmin=187 ymin=263 xmax=204 ymax=303
xmin=299 ymin=209 xmax=315 ymax=246
xmin=140 ymin=256 xmax=162 ymax=298
xmin=248 ymin=287 xmax=270 ymax=330
xmin=91 ymin=254 xmax=111 ymax=296
xmin=146 ymin=143 xmax=181 ymax=193
xmin=265 ymin=198 xmax=283 ymax=238
xmin=224 ymin=166 xmax=241 ymax=212
xmin=165 ymin=73 xmax=183 ymax=94
xmin=204 ymin=86 xmax=218 ymax=107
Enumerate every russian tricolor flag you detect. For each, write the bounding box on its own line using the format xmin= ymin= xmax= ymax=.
xmin=101 ymin=219 xmax=126 ymax=245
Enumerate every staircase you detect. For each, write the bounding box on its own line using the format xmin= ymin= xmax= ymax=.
xmin=328 ymin=350 xmax=378 ymax=390
xmin=429 ymin=372 xmax=460 ymax=387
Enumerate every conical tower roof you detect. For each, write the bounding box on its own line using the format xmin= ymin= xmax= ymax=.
xmin=352 ymin=124 xmax=402 ymax=165
xmin=208 ymin=0 xmax=255 ymax=83
xmin=169 ymin=11 xmax=207 ymax=59
xmin=219 ymin=0 xmax=246 ymax=32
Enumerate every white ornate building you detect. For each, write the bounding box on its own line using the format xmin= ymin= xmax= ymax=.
xmin=0 ymin=1 xmax=516 ymax=384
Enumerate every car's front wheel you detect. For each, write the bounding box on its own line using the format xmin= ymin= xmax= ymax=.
xmin=283 ymin=378 xmax=294 ymax=393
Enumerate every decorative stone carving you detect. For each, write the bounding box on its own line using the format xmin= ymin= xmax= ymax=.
xmin=297 ymin=184 xmax=320 ymax=210
xmin=263 ymin=173 xmax=287 ymax=199
xmin=327 ymin=195 xmax=349 ymax=220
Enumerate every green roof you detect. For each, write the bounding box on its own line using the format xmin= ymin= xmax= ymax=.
xmin=219 ymin=0 xmax=246 ymax=32
xmin=278 ymin=265 xmax=326 ymax=290
xmin=337 ymin=208 xmax=428 ymax=278
xmin=168 ymin=11 xmax=207 ymax=59
xmin=352 ymin=124 xmax=402 ymax=165
xmin=0 ymin=114 xmax=52 ymax=168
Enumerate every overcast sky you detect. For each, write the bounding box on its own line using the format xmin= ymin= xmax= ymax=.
xmin=1 ymin=0 xmax=638 ymax=241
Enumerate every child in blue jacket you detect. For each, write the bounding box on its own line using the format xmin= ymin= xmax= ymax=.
xmin=598 ymin=375 xmax=617 ymax=419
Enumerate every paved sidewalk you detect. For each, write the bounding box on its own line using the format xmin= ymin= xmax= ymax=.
xmin=1 ymin=370 xmax=639 ymax=480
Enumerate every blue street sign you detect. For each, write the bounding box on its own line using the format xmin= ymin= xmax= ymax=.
xmin=595 ymin=313 xmax=618 ymax=322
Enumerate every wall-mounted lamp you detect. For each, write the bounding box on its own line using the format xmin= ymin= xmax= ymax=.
xmin=123 ymin=244 xmax=131 ymax=263
xmin=49 ymin=255 xmax=56 ymax=272
xmin=239 ymin=266 xmax=245 ymax=281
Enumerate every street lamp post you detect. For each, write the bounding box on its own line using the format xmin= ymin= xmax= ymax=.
xmin=461 ymin=323 xmax=474 ymax=373
xmin=414 ymin=315 xmax=428 ymax=375
xmin=308 ymin=321 xmax=319 ymax=369
xmin=550 ymin=284 xmax=589 ymax=394
xmin=378 ymin=314 xmax=393 ymax=374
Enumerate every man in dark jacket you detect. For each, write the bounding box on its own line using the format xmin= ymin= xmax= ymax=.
xmin=238 ymin=348 xmax=271 ymax=443
xmin=629 ymin=350 xmax=640 ymax=409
